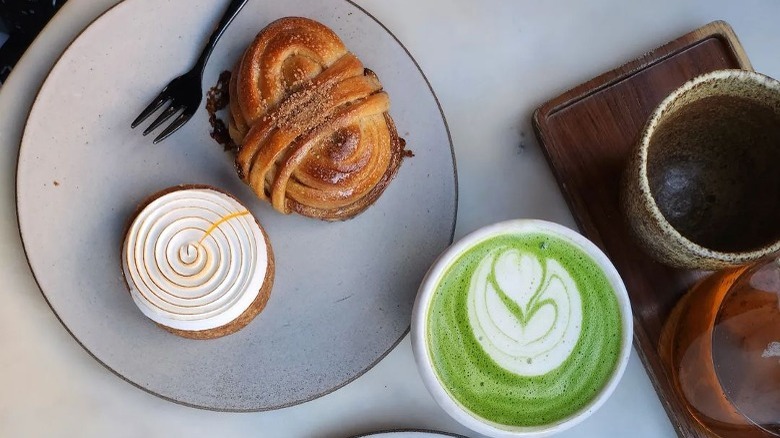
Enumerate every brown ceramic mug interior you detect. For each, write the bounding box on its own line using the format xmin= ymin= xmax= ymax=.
xmin=638 ymin=70 xmax=780 ymax=266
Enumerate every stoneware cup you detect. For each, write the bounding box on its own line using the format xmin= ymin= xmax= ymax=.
xmin=411 ymin=220 xmax=633 ymax=438
xmin=621 ymin=69 xmax=780 ymax=270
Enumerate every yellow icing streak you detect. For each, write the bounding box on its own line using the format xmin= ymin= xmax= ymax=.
xmin=198 ymin=210 xmax=251 ymax=244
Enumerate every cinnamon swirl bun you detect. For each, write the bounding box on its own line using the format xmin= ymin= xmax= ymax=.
xmin=122 ymin=185 xmax=274 ymax=339
xmin=228 ymin=17 xmax=405 ymax=221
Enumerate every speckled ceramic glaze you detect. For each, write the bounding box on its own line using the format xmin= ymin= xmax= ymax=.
xmin=621 ymin=69 xmax=780 ymax=270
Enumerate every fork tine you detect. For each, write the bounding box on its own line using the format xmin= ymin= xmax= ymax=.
xmin=142 ymin=104 xmax=182 ymax=136
xmin=131 ymin=92 xmax=169 ymax=129
xmin=153 ymin=109 xmax=195 ymax=144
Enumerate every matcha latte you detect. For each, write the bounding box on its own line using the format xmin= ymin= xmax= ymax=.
xmin=412 ymin=220 xmax=632 ymax=436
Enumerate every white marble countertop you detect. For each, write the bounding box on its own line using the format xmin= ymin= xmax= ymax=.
xmin=2 ymin=0 xmax=779 ymax=436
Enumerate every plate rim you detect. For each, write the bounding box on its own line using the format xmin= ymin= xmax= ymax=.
xmin=349 ymin=429 xmax=468 ymax=438
xmin=13 ymin=0 xmax=457 ymax=411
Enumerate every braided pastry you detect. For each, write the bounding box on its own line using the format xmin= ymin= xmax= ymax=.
xmin=228 ymin=17 xmax=405 ymax=221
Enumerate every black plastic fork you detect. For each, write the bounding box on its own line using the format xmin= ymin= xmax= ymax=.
xmin=131 ymin=0 xmax=248 ymax=144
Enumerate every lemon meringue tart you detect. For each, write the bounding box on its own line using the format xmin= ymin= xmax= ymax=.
xmin=121 ymin=185 xmax=274 ymax=339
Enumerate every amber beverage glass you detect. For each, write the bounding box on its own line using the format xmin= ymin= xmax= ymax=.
xmin=660 ymin=257 xmax=780 ymax=437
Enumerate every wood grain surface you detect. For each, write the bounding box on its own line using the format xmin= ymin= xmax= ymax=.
xmin=532 ymin=21 xmax=751 ymax=438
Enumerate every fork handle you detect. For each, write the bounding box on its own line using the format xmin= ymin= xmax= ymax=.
xmin=195 ymin=0 xmax=249 ymax=74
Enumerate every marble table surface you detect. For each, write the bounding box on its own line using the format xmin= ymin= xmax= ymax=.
xmin=2 ymin=0 xmax=779 ymax=436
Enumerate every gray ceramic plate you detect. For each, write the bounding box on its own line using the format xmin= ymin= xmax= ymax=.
xmin=352 ymin=431 xmax=466 ymax=438
xmin=15 ymin=0 xmax=456 ymax=411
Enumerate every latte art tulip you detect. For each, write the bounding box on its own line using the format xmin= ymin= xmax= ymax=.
xmin=468 ymin=249 xmax=582 ymax=376
xmin=424 ymin=231 xmax=624 ymax=427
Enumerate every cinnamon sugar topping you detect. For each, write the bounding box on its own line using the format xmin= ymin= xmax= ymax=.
xmin=266 ymin=78 xmax=337 ymax=132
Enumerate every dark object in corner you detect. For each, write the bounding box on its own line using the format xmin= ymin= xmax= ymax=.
xmin=0 ymin=0 xmax=68 ymax=84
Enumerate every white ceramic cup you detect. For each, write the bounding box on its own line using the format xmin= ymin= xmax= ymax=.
xmin=411 ymin=219 xmax=633 ymax=437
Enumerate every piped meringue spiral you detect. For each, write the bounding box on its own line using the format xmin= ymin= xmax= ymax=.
xmin=122 ymin=187 xmax=270 ymax=333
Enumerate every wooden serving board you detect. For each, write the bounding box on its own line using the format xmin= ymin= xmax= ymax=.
xmin=532 ymin=21 xmax=751 ymax=438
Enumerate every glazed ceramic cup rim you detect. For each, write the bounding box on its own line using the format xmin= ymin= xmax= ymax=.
xmin=637 ymin=69 xmax=780 ymax=264
xmin=411 ymin=219 xmax=633 ymax=438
